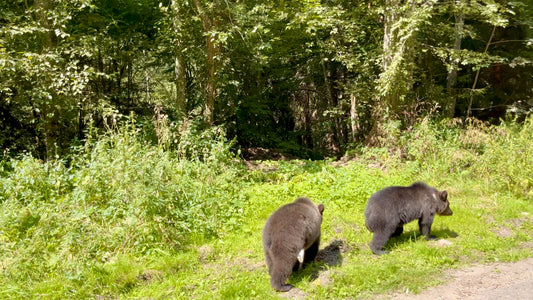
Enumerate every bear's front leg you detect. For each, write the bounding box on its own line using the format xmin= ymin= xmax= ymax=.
xmin=418 ymin=215 xmax=436 ymax=240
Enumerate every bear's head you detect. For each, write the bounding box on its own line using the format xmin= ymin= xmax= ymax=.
xmin=437 ymin=190 xmax=453 ymax=216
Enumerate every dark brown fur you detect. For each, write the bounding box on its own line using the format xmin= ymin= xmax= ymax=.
xmin=262 ymin=197 xmax=324 ymax=292
xmin=364 ymin=182 xmax=452 ymax=255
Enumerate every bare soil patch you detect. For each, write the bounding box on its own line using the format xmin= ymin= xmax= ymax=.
xmin=242 ymin=147 xmax=297 ymax=161
xmin=390 ymin=257 xmax=533 ymax=300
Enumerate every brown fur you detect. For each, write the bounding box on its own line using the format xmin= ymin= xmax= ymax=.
xmin=364 ymin=182 xmax=452 ymax=255
xmin=262 ymin=197 xmax=324 ymax=292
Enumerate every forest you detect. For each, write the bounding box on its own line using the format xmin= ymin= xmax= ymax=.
xmin=1 ymin=0 xmax=532 ymax=159
xmin=1 ymin=0 xmax=533 ymax=299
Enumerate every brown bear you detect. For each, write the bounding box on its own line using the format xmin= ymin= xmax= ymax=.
xmin=262 ymin=197 xmax=324 ymax=292
xmin=364 ymin=182 xmax=452 ymax=255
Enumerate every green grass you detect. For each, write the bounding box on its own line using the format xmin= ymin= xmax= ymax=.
xmin=1 ymin=117 xmax=532 ymax=299
xmin=116 ymin=163 xmax=531 ymax=299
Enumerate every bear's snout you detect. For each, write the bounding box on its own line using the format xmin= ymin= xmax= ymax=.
xmin=439 ymin=205 xmax=453 ymax=216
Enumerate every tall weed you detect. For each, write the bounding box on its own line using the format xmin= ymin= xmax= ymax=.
xmin=68 ymin=120 xmax=245 ymax=251
xmin=0 ymin=119 xmax=245 ymax=296
xmin=356 ymin=116 xmax=532 ymax=199
xmin=478 ymin=117 xmax=533 ymax=199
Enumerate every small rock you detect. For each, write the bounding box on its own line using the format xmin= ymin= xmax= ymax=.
xmin=435 ymin=239 xmax=453 ymax=247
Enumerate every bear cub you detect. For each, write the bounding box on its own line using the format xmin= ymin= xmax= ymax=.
xmin=364 ymin=182 xmax=452 ymax=255
xmin=262 ymin=197 xmax=324 ymax=292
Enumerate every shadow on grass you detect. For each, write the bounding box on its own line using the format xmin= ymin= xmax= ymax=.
xmin=384 ymin=229 xmax=459 ymax=252
xmin=288 ymin=240 xmax=345 ymax=285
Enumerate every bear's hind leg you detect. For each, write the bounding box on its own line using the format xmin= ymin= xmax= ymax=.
xmin=369 ymin=227 xmax=395 ymax=255
xmin=265 ymin=251 xmax=273 ymax=276
xmin=292 ymin=260 xmax=300 ymax=272
xmin=270 ymin=258 xmax=295 ymax=292
xmin=303 ymin=241 xmax=319 ymax=266
xmin=392 ymin=226 xmax=403 ymax=237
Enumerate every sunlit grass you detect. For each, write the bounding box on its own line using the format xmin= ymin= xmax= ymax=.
xmin=1 ymin=117 xmax=532 ymax=298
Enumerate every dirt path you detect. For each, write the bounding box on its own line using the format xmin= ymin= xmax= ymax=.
xmin=281 ymin=241 xmax=533 ymax=300
xmin=392 ymin=257 xmax=533 ymax=300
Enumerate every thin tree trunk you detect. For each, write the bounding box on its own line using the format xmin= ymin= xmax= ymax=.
xmin=303 ymin=88 xmax=312 ymax=148
xmin=445 ymin=13 xmax=464 ymax=118
xmin=350 ymin=94 xmax=360 ymax=143
xmin=174 ymin=54 xmax=186 ymax=117
xmin=205 ymin=35 xmax=216 ymax=125
xmin=127 ymin=61 xmax=133 ymax=104
xmin=172 ymin=0 xmax=187 ymax=119
xmin=145 ymin=70 xmax=151 ymax=103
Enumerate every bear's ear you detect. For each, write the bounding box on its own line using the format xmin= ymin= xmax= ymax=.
xmin=440 ymin=190 xmax=448 ymax=201
xmin=318 ymin=204 xmax=324 ymax=215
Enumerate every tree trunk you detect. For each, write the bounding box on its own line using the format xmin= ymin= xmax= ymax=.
xmin=366 ymin=0 xmax=400 ymax=146
xmin=350 ymin=94 xmax=360 ymax=143
xmin=145 ymin=61 xmax=151 ymax=103
xmin=193 ymin=0 xmax=218 ymax=125
xmin=379 ymin=0 xmax=404 ymax=115
xmin=174 ymin=54 xmax=187 ymax=118
xmin=35 ymin=0 xmax=58 ymax=160
xmin=204 ymin=34 xmax=216 ymax=125
xmin=172 ymin=0 xmax=187 ymax=119
xmin=319 ymin=42 xmax=341 ymax=154
xmin=382 ymin=0 xmax=396 ymax=72
xmin=445 ymin=13 xmax=464 ymax=118
xmin=302 ymin=87 xmax=313 ymax=148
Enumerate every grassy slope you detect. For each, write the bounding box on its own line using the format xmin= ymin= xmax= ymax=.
xmin=1 ymin=118 xmax=532 ymax=299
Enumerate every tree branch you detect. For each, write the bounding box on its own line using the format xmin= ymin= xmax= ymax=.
xmin=489 ymin=39 xmax=528 ymax=46
xmin=467 ymin=25 xmax=496 ymax=118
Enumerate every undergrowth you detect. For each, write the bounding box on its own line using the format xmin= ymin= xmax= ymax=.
xmin=0 ymin=116 xmax=532 ymax=299
xmin=0 ymin=119 xmax=246 ymax=298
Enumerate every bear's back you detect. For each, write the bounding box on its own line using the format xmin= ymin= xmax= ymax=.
xmin=365 ymin=183 xmax=435 ymax=221
xmin=263 ymin=198 xmax=322 ymax=247
xmin=266 ymin=200 xmax=320 ymax=230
